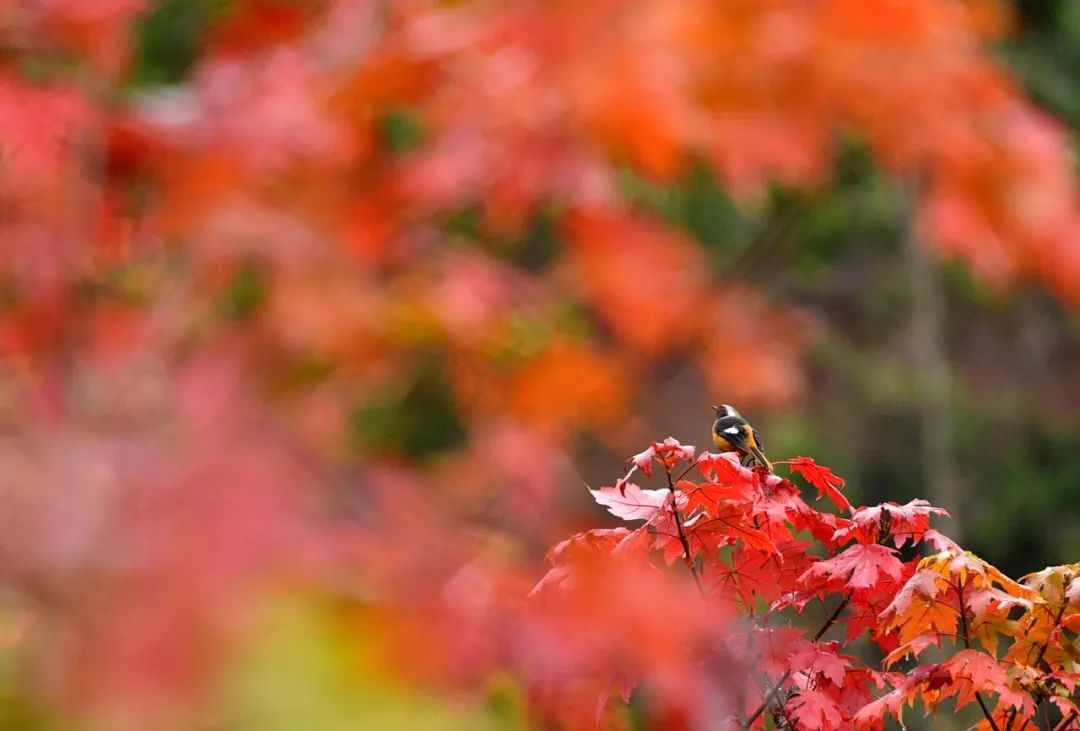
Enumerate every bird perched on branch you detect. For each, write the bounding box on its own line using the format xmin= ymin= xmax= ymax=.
xmin=711 ymin=404 xmax=772 ymax=471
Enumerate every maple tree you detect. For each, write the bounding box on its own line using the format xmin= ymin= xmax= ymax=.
xmin=1 ymin=1 xmax=1080 ymax=730
xmin=534 ymin=440 xmax=1080 ymax=730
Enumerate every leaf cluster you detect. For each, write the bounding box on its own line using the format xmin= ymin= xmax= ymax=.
xmin=534 ymin=441 xmax=1080 ymax=730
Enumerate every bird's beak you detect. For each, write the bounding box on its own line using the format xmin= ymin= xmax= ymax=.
xmin=711 ymin=404 xmax=720 ymax=415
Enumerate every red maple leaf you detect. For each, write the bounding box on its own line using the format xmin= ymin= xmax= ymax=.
xmin=922 ymin=528 xmax=963 ymax=554
xmin=707 ymin=540 xmax=816 ymax=605
xmin=683 ymin=502 xmax=779 ymax=556
xmin=785 ymin=456 xmax=852 ymax=513
xmin=852 ymin=685 xmax=907 ymax=731
xmin=544 ymin=527 xmax=637 ymax=566
xmin=788 ymin=640 xmax=854 ymax=686
xmin=629 ymin=444 xmax=658 ymax=477
xmin=939 ymin=650 xmax=1013 ymax=711
xmin=754 ymin=479 xmax=847 ymax=550
xmin=835 ymin=500 xmax=950 ymax=547
xmin=651 ymin=437 xmax=696 ymax=468
xmin=682 ymin=480 xmax=755 ymax=516
xmin=843 ymin=558 xmax=919 ymax=644
xmin=787 ymin=688 xmax=843 ymax=730
xmin=696 ymin=450 xmax=754 ymax=484
xmin=628 ymin=437 xmax=696 ymax=476
xmin=799 ymin=543 xmax=904 ymax=594
xmin=750 ymin=625 xmax=806 ymax=680
xmin=532 ymin=528 xmax=646 ymax=597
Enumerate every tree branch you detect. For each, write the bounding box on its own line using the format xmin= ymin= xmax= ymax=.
xmin=743 ymin=595 xmax=852 ymax=728
xmin=665 ymin=466 xmax=704 ymax=596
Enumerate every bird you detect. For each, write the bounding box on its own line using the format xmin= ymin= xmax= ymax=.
xmin=711 ymin=404 xmax=772 ymax=471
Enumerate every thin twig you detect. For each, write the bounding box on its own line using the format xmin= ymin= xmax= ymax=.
xmin=743 ymin=595 xmax=852 ymax=728
xmin=672 ymin=460 xmax=698 ymax=484
xmin=665 ymin=466 xmax=705 ymax=596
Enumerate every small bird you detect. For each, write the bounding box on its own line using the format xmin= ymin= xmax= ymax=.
xmin=711 ymin=404 xmax=772 ymax=471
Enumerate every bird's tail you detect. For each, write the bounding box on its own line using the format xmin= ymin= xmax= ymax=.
xmin=748 ymin=445 xmax=772 ymax=472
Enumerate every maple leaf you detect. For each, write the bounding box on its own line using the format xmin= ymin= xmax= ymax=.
xmin=682 ymin=480 xmax=755 ymax=517
xmin=708 ymin=540 xmax=816 ymax=606
xmin=629 ymin=445 xmax=658 ymax=477
xmin=786 ymin=688 xmax=843 ymax=731
xmin=878 ymin=568 xmax=955 ymax=650
xmin=1068 ymin=576 xmax=1080 ymax=604
xmin=1020 ymin=562 xmax=1080 ymax=607
xmin=852 ymin=685 xmax=909 ymax=731
xmin=834 ymin=500 xmax=949 ymax=547
xmin=684 ymin=503 xmax=779 ymax=556
xmin=921 ymin=550 xmax=1039 ymax=603
xmin=754 ymin=478 xmax=847 ymax=550
xmin=651 ymin=437 xmax=696 ymax=469
xmin=532 ymin=528 xmax=645 ymax=597
xmin=938 ymin=650 xmax=1011 ymax=711
xmin=589 ymin=484 xmax=669 ymax=523
xmin=799 ymin=543 xmax=904 ymax=594
xmin=751 ymin=625 xmax=806 ymax=680
xmin=834 ymin=667 xmax=892 ymax=716
xmin=785 ymin=456 xmax=851 ymax=513
xmin=544 ymin=527 xmax=637 ymax=566
xmin=696 ymin=451 xmax=754 ymax=484
xmin=787 ymin=640 xmax=853 ymax=686
xmin=625 ymin=438 xmax=695 ymax=488
xmin=843 ymin=558 xmax=919 ymax=645
xmin=875 ymin=650 xmax=1035 ymax=721
xmin=922 ymin=528 xmax=963 ymax=554
xmin=967 ymin=614 xmax=1015 ymax=660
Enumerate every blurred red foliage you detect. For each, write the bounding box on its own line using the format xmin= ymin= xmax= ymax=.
xmin=1 ymin=0 xmax=1080 ymax=728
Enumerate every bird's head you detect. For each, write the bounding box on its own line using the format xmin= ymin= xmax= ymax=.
xmin=712 ymin=404 xmax=741 ymax=419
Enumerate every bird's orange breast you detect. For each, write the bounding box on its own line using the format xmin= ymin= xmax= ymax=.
xmin=712 ymin=433 xmax=733 ymax=451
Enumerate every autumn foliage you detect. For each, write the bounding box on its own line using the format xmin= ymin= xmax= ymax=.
xmin=535 ymin=440 xmax=1080 ymax=730
xmin=3 ymin=0 xmax=1080 ymax=730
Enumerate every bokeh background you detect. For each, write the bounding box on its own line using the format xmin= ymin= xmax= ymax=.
xmin=2 ymin=0 xmax=1080 ymax=729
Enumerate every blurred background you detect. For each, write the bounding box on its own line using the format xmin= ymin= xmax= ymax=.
xmin=2 ymin=0 xmax=1080 ymax=729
